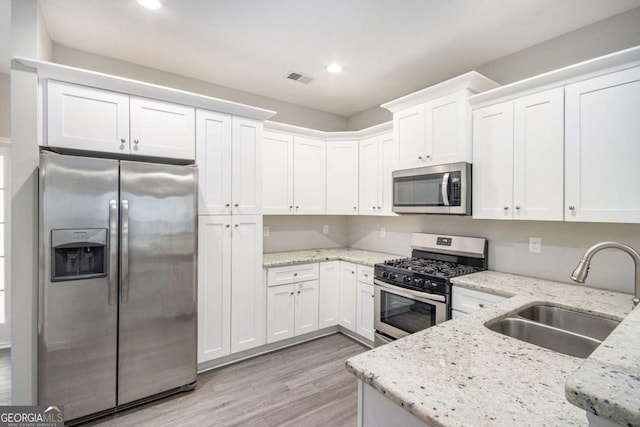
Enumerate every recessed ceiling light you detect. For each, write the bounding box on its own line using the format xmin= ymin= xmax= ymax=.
xmin=137 ymin=0 xmax=162 ymax=10
xmin=327 ymin=64 xmax=343 ymax=73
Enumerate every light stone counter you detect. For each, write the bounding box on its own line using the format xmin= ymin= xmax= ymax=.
xmin=263 ymin=247 xmax=401 ymax=268
xmin=346 ymin=271 xmax=635 ymax=426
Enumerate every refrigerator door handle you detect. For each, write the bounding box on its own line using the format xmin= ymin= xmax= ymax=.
xmin=120 ymin=199 xmax=130 ymax=304
xmin=108 ymin=200 xmax=118 ymax=305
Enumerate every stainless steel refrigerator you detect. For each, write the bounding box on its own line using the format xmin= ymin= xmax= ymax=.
xmin=38 ymin=151 xmax=197 ymax=422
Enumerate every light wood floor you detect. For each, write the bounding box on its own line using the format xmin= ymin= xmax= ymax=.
xmin=87 ymin=334 xmax=367 ymax=426
xmin=0 ymin=348 xmax=10 ymax=405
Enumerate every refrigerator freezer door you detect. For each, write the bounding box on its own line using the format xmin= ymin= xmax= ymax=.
xmin=118 ymin=160 xmax=197 ymax=405
xmin=38 ymin=152 xmax=119 ymax=420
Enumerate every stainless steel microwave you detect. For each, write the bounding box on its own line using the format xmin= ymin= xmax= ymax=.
xmin=392 ymin=162 xmax=471 ymax=215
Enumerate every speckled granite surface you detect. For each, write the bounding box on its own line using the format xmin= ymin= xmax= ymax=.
xmin=346 ymin=271 xmax=635 ymax=426
xmin=263 ymin=247 xmax=401 ymax=268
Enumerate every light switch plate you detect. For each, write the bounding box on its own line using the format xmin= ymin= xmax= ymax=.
xmin=529 ymin=237 xmax=541 ymax=253
xmin=263 ymin=226 xmax=270 ymax=237
xmin=323 ymin=225 xmax=329 ymax=235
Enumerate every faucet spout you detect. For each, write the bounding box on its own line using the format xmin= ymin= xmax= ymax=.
xmin=570 ymin=241 xmax=640 ymax=308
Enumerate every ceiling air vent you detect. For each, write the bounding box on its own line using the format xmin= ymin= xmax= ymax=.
xmin=285 ymin=71 xmax=313 ymax=84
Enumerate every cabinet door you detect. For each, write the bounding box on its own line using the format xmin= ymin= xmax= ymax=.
xmin=513 ymin=88 xmax=564 ymax=221
xmin=197 ymin=216 xmax=231 ymax=363
xmin=196 ymin=110 xmax=232 ymax=215
xmin=232 ymin=117 xmax=262 ymax=214
xmin=379 ymin=132 xmax=397 ymax=216
xmin=472 ymin=102 xmax=514 ymax=219
xmin=130 ymin=97 xmax=195 ymax=160
xmin=395 ymin=104 xmax=426 ymax=169
xmin=565 ymin=66 xmax=640 ymax=223
xmin=326 ymin=140 xmax=359 ymax=215
xmin=356 ymin=282 xmax=375 ymax=342
xmin=46 ymin=80 xmax=130 ymax=154
xmin=339 ymin=262 xmax=357 ymax=333
xmin=359 ymin=136 xmax=380 ymax=216
xmin=293 ymin=137 xmax=326 ymax=214
xmin=319 ymin=261 xmax=340 ymax=328
xmin=263 ymin=131 xmax=294 ymax=214
xmin=426 ymin=91 xmax=470 ymax=165
xmin=266 ymin=284 xmax=295 ymax=343
xmin=294 ymin=280 xmax=319 ymax=336
xmin=230 ymin=215 xmax=265 ymax=352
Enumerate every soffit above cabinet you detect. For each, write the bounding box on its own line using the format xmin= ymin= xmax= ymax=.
xmin=470 ymin=45 xmax=640 ymax=108
xmin=381 ymin=71 xmax=500 ymax=113
xmin=13 ymin=57 xmax=277 ymax=121
xmin=264 ymin=120 xmax=392 ymax=140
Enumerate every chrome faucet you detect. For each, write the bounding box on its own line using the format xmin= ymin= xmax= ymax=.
xmin=571 ymin=242 xmax=640 ymax=308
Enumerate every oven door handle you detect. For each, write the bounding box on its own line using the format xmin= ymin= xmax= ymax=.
xmin=441 ymin=172 xmax=450 ymax=206
xmin=374 ymin=279 xmax=446 ymax=303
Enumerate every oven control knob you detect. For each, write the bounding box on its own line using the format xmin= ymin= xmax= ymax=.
xmin=415 ymin=278 xmax=425 ymax=287
xmin=389 ymin=273 xmax=397 ymax=280
xmin=402 ymin=276 xmax=411 ymax=283
xmin=382 ymin=271 xmax=389 ymax=278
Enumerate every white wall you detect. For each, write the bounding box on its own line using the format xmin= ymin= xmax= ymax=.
xmin=263 ymin=216 xmax=348 ymax=253
xmin=0 ymin=73 xmax=9 ymax=137
xmin=51 ymin=44 xmax=349 ymax=132
xmin=347 ymin=216 xmax=640 ymax=295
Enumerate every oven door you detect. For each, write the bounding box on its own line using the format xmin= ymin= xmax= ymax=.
xmin=374 ymin=279 xmax=448 ymax=340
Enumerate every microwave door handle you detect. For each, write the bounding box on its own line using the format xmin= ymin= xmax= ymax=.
xmin=441 ymin=172 xmax=450 ymax=206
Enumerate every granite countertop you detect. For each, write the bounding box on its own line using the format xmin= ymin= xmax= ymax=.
xmin=346 ymin=270 xmax=636 ymax=426
xmin=263 ymin=247 xmax=401 ymax=268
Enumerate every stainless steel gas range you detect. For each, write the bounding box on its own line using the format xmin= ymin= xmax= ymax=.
xmin=373 ymin=233 xmax=487 ymax=346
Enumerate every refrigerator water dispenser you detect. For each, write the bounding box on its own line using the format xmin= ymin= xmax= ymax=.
xmin=51 ymin=228 xmax=108 ymax=281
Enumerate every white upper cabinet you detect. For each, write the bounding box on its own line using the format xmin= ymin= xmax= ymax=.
xmin=231 ymin=117 xmax=262 ymax=215
xmin=565 ymin=66 xmax=640 ymax=223
xmin=263 ymin=131 xmax=294 ymax=214
xmin=359 ymin=132 xmax=396 ymax=216
xmin=196 ymin=110 xmax=232 ymax=215
xmin=383 ymin=72 xmax=499 ymax=170
xmin=47 ymin=80 xmax=130 ymax=155
xmin=473 ymin=88 xmax=564 ymax=221
xmin=293 ymin=136 xmax=326 ymax=214
xmin=47 ymin=80 xmax=196 ymax=160
xmin=196 ymin=111 xmax=262 ymax=215
xmin=129 ymin=96 xmax=195 ymax=160
xmin=326 ymin=140 xmax=359 ymax=215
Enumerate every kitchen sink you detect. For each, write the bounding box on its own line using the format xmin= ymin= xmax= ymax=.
xmin=516 ymin=304 xmax=620 ymax=341
xmin=486 ymin=304 xmax=620 ymax=358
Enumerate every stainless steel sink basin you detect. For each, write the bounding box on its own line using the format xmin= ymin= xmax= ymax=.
xmin=516 ymin=305 xmax=619 ymax=341
xmin=486 ymin=304 xmax=620 ymax=358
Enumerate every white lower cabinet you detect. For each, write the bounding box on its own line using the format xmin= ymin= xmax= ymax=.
xmin=197 ymin=215 xmax=265 ymax=363
xmin=339 ymin=262 xmax=357 ymax=333
xmin=266 ymin=264 xmax=320 ymax=344
xmin=356 ymin=282 xmax=375 ymax=341
xmin=319 ymin=261 xmax=340 ymax=328
xmin=451 ymin=286 xmax=507 ymax=315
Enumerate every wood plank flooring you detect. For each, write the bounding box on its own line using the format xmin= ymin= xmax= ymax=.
xmin=86 ymin=334 xmax=367 ymax=426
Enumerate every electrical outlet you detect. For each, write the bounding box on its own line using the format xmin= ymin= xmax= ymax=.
xmin=529 ymin=237 xmax=541 ymax=253
xmin=263 ymin=226 xmax=270 ymax=237
xmin=380 ymin=227 xmax=386 ymax=238
xmin=323 ymin=225 xmax=329 ymax=235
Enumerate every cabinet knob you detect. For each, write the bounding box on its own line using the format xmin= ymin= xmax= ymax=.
xmin=120 ymin=138 xmax=126 ymax=143
xmin=290 ymin=292 xmax=294 ymax=295
xmin=353 ymin=206 xmax=357 ymax=210
xmin=372 ymin=206 xmax=376 ymax=209
xmin=515 ymin=206 xmax=521 ymax=210
xmin=479 ymin=303 xmax=485 ymax=308
xmin=371 ymin=294 xmax=375 ymax=298
xmin=503 ymin=206 xmax=509 ymax=210
xmin=351 ymin=271 xmax=355 ymax=274
xmin=568 ymin=205 xmax=575 ymax=211
xmin=225 ymin=224 xmax=230 ymax=228
xmin=297 ymin=290 xmax=301 ymax=294
xmin=426 ymin=155 xmax=431 ymax=159
xmin=377 ymin=206 xmax=381 ymax=209
xmin=234 ymin=204 xmax=239 ymax=207
xmin=289 ymin=205 xmax=293 ymax=210
xmin=296 ymin=206 xmax=299 ymax=209
xmin=133 ymin=139 xmax=139 ymax=145
xmin=364 ymin=274 xmax=368 ymax=278
xmin=293 ymin=273 xmax=298 ymax=277
xmin=418 ymin=156 xmax=423 ymax=160
xmin=234 ymin=224 xmax=239 ymax=228
xmin=225 ymin=203 xmax=230 ymax=207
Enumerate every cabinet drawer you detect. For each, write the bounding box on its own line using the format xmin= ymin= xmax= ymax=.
xmin=451 ymin=286 xmax=507 ymax=314
xmin=356 ymin=265 xmax=374 ymax=284
xmin=267 ymin=263 xmax=319 ymax=286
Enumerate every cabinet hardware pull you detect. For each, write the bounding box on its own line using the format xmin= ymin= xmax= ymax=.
xmin=351 ymin=271 xmax=355 ymax=274
xmin=503 ymin=206 xmax=509 ymax=210
xmin=234 ymin=204 xmax=239 ymax=207
xmin=372 ymin=206 xmax=376 ymax=209
xmin=568 ymin=205 xmax=575 ymax=211
xmin=133 ymin=139 xmax=139 ymax=145
xmin=353 ymin=206 xmax=357 ymax=209
xmin=515 ymin=206 xmax=521 ymax=210
xmin=120 ymin=138 xmax=126 ymax=143
xmin=226 ymin=203 xmax=230 ymax=207
xmin=377 ymin=206 xmax=381 ymax=209
xmin=479 ymin=303 xmax=485 ymax=308
xmin=296 ymin=206 xmax=299 ymax=209
xmin=297 ymin=290 xmax=301 ymax=294
xmin=234 ymin=224 xmax=239 ymax=228
xmin=418 ymin=156 xmax=423 ymax=160
xmin=371 ymin=294 xmax=375 ymax=298
xmin=293 ymin=273 xmax=298 ymax=276
xmin=290 ymin=292 xmax=294 ymax=295
xmin=426 ymin=155 xmax=431 ymax=159
xmin=289 ymin=205 xmax=293 ymax=209
xmin=364 ymin=274 xmax=368 ymax=277
xmin=225 ymin=224 xmax=230 ymax=228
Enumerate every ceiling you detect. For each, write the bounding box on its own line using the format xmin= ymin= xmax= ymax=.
xmin=12 ymin=1 xmax=640 ymax=116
